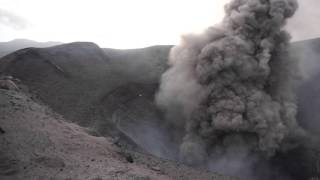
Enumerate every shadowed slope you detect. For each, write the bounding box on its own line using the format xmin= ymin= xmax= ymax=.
xmin=0 ymin=39 xmax=61 ymax=58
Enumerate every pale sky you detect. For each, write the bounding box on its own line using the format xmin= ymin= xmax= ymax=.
xmin=0 ymin=0 xmax=319 ymax=48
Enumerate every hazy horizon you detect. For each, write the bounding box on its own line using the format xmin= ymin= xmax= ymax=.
xmin=0 ymin=0 xmax=319 ymax=49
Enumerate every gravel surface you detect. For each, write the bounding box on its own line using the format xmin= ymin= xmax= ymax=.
xmin=0 ymin=89 xmax=237 ymax=180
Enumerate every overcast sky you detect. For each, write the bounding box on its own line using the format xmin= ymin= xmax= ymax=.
xmin=0 ymin=0 xmax=319 ymax=48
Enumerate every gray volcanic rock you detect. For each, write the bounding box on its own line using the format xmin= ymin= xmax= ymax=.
xmin=0 ymin=89 xmax=234 ymax=180
xmin=0 ymin=42 xmax=173 ymax=154
xmin=0 ymin=42 xmax=111 ymax=123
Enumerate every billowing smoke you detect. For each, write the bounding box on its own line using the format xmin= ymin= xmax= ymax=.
xmin=156 ymin=0 xmax=306 ymax=170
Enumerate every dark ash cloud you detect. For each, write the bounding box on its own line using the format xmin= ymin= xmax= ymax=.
xmin=156 ymin=0 xmax=307 ymax=178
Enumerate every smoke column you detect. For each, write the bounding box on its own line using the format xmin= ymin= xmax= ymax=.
xmin=156 ymin=0 xmax=306 ymax=168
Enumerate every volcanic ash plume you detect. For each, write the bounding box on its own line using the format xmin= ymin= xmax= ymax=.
xmin=156 ymin=0 xmax=305 ymax=165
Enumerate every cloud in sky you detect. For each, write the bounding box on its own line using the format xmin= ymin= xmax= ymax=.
xmin=0 ymin=9 xmax=28 ymax=30
xmin=0 ymin=0 xmax=318 ymax=48
xmin=0 ymin=0 xmax=228 ymax=47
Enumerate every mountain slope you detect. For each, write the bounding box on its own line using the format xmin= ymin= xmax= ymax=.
xmin=0 ymin=39 xmax=61 ymax=58
xmin=0 ymin=42 xmax=173 ymax=155
xmin=0 ymin=89 xmax=234 ymax=180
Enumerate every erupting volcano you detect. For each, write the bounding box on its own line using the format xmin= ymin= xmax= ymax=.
xmin=157 ymin=0 xmax=306 ymax=170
